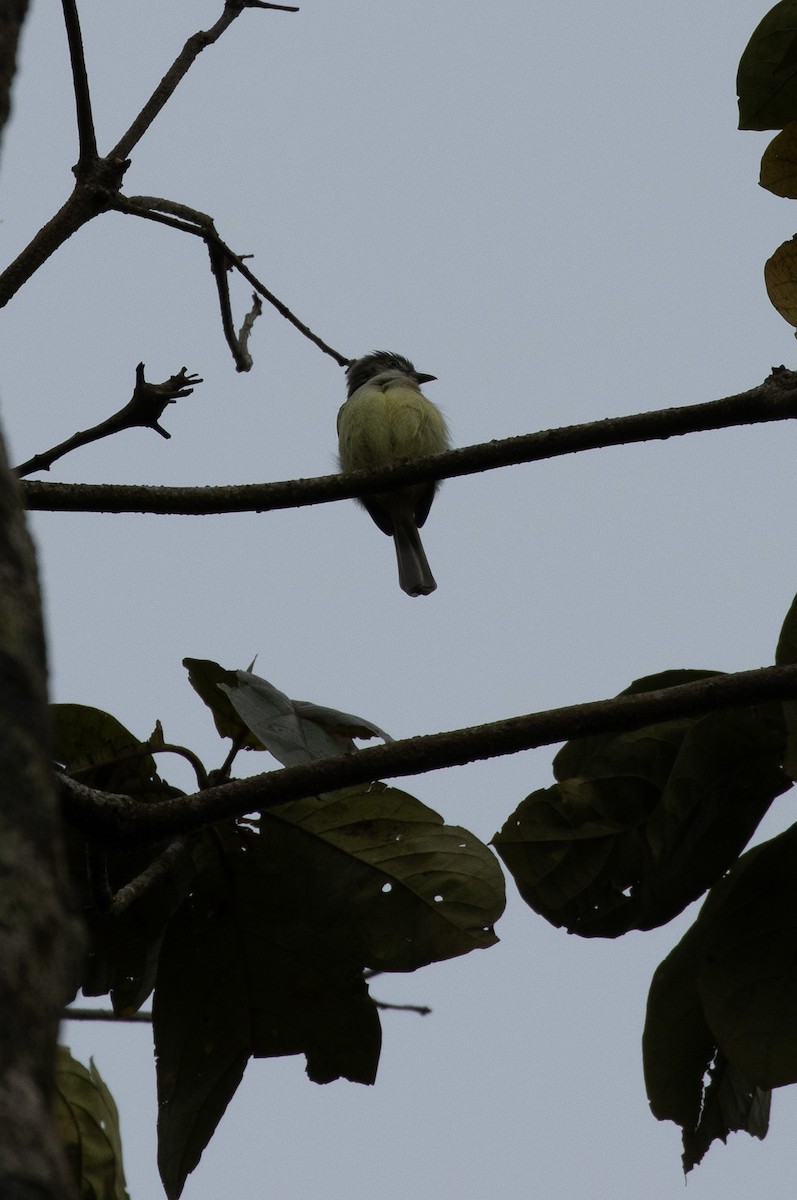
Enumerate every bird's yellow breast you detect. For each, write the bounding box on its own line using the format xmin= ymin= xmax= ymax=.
xmin=337 ymin=377 xmax=449 ymax=472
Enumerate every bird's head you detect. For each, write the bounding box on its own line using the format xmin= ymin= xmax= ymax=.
xmin=345 ymin=351 xmax=436 ymax=398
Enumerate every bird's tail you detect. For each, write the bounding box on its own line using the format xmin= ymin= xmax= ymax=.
xmin=392 ymin=511 xmax=437 ymax=596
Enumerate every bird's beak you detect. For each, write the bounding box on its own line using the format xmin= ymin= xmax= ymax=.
xmin=416 ymin=372 xmax=437 ymax=384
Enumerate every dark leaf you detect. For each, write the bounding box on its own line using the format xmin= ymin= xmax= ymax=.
xmin=54 ymin=1046 xmax=130 ymax=1200
xmin=154 ymin=793 xmax=503 ymax=1196
xmin=494 ymin=672 xmax=788 ymax=936
xmin=63 ymin=823 xmax=198 ymax=1011
xmin=775 ymin=590 xmax=797 ymax=776
xmin=260 ymin=784 xmax=506 ymax=969
xmin=697 ymin=822 xmax=797 ymax=1089
xmin=643 ymin=832 xmax=797 ymax=1168
xmin=775 ymin=591 xmax=797 ymax=665
xmin=682 ymin=1053 xmax=771 ymax=1174
xmin=154 ymin=825 xmax=382 ymax=1200
xmin=759 ymin=121 xmax=797 ymax=196
xmin=54 ymin=704 xmax=189 ymax=1003
xmin=154 ymin=846 xmax=255 ymax=1200
xmin=53 ymin=702 xmax=179 ymax=801
xmin=183 ymin=657 xmax=263 ymax=746
xmin=738 ymin=1 xmax=797 ymax=130
xmin=643 ymin=915 xmax=717 ymax=1131
xmin=551 ymin=670 xmax=717 ymax=781
xmin=109 ymin=839 xmax=200 ymax=1015
xmin=765 ymin=237 xmax=797 ymax=332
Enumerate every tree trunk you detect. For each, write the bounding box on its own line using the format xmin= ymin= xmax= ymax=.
xmin=0 ymin=6 xmax=84 ymax=1197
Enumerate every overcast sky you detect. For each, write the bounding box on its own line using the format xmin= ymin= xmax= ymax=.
xmin=4 ymin=1 xmax=797 ymax=1197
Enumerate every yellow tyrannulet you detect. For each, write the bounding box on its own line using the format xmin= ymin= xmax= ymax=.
xmin=337 ymin=351 xmax=450 ymax=596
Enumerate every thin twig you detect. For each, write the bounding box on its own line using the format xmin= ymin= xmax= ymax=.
xmin=61 ymin=0 xmax=98 ymax=171
xmin=109 ymin=835 xmax=192 ymax=917
xmin=116 ymin=194 xmax=348 ymax=366
xmin=123 ymin=197 xmax=257 ymax=367
xmin=63 ymin=1007 xmax=152 ymax=1023
xmin=108 ymin=6 xmax=243 ymax=162
xmin=374 ymin=999 xmax=432 ymax=1016
xmin=14 ymin=364 xmax=201 ymax=477
xmin=0 ymin=2 xmax=296 ymax=309
xmin=152 ymin=743 xmax=209 ymax=791
xmin=58 ymin=663 xmax=797 ymax=846
xmin=207 ymin=238 xmax=253 ymax=370
xmin=209 ymin=731 xmax=249 ymax=787
xmin=239 ymin=294 xmax=264 ymax=366
xmin=21 ymin=367 xmax=797 ymax=513
xmin=63 ymin=994 xmax=426 ymax=1024
xmin=109 ymin=4 xmax=297 ymax=162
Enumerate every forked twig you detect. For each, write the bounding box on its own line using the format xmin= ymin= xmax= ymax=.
xmin=14 ymin=364 xmax=202 ymax=477
xmin=116 ymin=194 xmax=348 ymax=367
xmin=0 ymin=0 xmax=315 ymax=381
xmin=108 ymin=2 xmax=298 ymax=164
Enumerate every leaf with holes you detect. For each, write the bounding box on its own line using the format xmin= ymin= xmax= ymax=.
xmin=154 ymin=824 xmax=380 ymax=1199
xmin=643 ymin=836 xmax=781 ymax=1170
xmin=154 ymin=795 xmax=503 ymax=1198
xmin=260 ymin=784 xmax=506 ymax=968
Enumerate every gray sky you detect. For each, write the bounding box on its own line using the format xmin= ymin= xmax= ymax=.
xmin=4 ymin=1 xmax=797 ymax=1196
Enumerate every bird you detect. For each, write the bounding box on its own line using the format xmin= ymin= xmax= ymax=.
xmin=337 ymin=351 xmax=450 ymax=596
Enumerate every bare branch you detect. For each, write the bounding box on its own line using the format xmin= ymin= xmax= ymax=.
xmin=61 ymin=0 xmax=98 ymax=171
xmin=0 ymin=173 xmax=125 ymax=308
xmin=108 ymin=6 xmax=243 ymax=161
xmin=206 ymin=238 xmax=257 ymax=371
xmin=0 ymin=1 xmax=296 ymax=309
xmin=116 ymin=194 xmax=348 ymax=367
xmin=21 ymin=367 xmax=797 ymax=513
xmin=59 ymin=663 xmax=797 ymax=847
xmin=14 ymin=364 xmax=202 ymax=477
xmin=108 ymin=3 xmax=297 ymax=162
